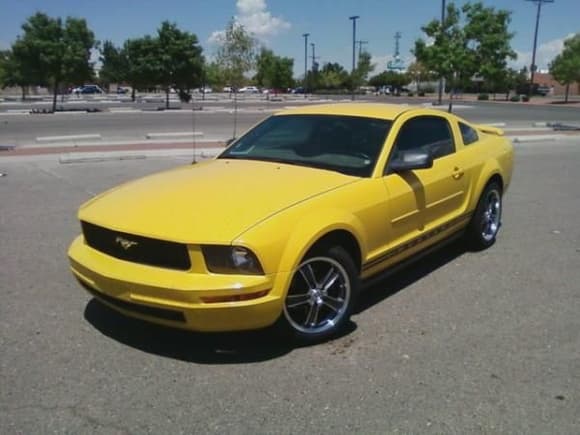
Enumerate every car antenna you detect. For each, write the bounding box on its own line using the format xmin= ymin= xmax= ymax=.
xmin=191 ymin=96 xmax=197 ymax=164
xmin=232 ymin=89 xmax=238 ymax=139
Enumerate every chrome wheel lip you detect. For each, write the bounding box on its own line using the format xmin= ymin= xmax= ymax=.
xmin=283 ymin=256 xmax=351 ymax=335
xmin=481 ymin=189 xmax=501 ymax=242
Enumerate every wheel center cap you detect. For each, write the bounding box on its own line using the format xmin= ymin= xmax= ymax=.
xmin=309 ymin=288 xmax=323 ymax=303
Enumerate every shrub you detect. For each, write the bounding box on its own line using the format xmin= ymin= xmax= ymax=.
xmin=521 ymin=95 xmax=530 ymax=102
xmin=510 ymin=95 xmax=520 ymax=102
xmin=407 ymin=92 xmax=414 ymax=97
xmin=477 ymin=93 xmax=489 ymax=101
xmin=418 ymin=91 xmax=426 ymax=97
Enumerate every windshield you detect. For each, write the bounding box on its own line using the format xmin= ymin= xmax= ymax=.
xmin=219 ymin=114 xmax=392 ymax=177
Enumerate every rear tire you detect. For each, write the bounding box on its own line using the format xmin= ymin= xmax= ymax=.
xmin=466 ymin=181 xmax=502 ymax=250
xmin=278 ymin=245 xmax=359 ymax=344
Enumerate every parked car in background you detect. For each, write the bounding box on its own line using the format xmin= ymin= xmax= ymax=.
xmin=239 ymin=86 xmax=260 ymax=94
xmin=72 ymin=84 xmax=104 ymax=95
xmin=376 ymin=86 xmax=392 ymax=95
xmin=516 ymin=83 xmax=551 ymax=96
xmin=68 ymin=103 xmax=514 ymax=343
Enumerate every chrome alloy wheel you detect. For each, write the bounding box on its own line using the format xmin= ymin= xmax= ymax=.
xmin=481 ymin=188 xmax=501 ymax=242
xmin=283 ymin=256 xmax=351 ymax=335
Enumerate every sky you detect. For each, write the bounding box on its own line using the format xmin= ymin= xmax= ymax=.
xmin=0 ymin=0 xmax=578 ymax=76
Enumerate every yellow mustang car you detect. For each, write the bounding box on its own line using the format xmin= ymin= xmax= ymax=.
xmin=69 ymin=103 xmax=513 ymax=342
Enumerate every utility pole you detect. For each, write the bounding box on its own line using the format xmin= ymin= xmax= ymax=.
xmin=349 ymin=15 xmax=360 ymax=101
xmin=302 ymin=33 xmax=310 ymax=97
xmin=437 ymin=0 xmax=446 ymax=105
xmin=310 ymin=42 xmax=319 ymax=92
xmin=525 ymin=0 xmax=554 ymax=98
xmin=357 ymin=40 xmax=368 ymax=58
xmin=310 ymin=42 xmax=319 ymax=70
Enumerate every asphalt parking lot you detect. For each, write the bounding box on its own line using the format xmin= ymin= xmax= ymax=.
xmin=1 ymin=139 xmax=579 ymax=433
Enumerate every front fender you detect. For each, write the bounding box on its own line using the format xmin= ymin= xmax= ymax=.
xmin=277 ymin=208 xmax=368 ymax=274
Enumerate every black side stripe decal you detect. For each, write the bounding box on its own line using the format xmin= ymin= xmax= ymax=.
xmin=362 ymin=212 xmax=472 ymax=271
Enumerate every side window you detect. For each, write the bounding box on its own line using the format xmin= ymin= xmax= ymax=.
xmin=459 ymin=122 xmax=479 ymax=145
xmin=389 ymin=116 xmax=455 ymax=168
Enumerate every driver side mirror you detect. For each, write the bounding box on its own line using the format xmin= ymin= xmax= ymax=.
xmin=389 ymin=149 xmax=433 ymax=173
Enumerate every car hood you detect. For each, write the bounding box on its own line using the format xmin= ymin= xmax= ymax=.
xmin=79 ymin=159 xmax=357 ymax=243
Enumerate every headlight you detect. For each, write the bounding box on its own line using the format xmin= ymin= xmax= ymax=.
xmin=202 ymin=245 xmax=264 ymax=275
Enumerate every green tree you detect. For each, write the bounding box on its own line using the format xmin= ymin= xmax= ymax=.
xmin=414 ymin=3 xmax=473 ymax=111
xmin=352 ymin=51 xmax=374 ymax=88
xmin=121 ymin=36 xmax=158 ymax=101
xmin=11 ymin=13 xmax=96 ymax=111
xmin=156 ymin=21 xmax=203 ymax=107
xmin=99 ymin=40 xmax=124 ymax=89
xmin=215 ymin=19 xmax=257 ymax=91
xmin=550 ymin=34 xmax=580 ymax=103
xmin=215 ymin=19 xmax=257 ymax=137
xmin=255 ymin=48 xmax=294 ymax=94
xmin=415 ymin=1 xmax=515 ymax=111
xmin=317 ymin=62 xmax=349 ymax=90
xmin=463 ymin=2 xmax=516 ymax=98
xmin=498 ymin=68 xmax=520 ymax=100
xmin=407 ymin=61 xmax=432 ymax=93
xmin=0 ymin=50 xmax=31 ymax=99
xmin=204 ymin=61 xmax=226 ymax=88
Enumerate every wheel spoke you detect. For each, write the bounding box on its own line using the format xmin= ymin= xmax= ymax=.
xmin=304 ymin=303 xmax=321 ymax=326
xmin=322 ymin=295 xmax=344 ymax=313
xmin=320 ymin=268 xmax=340 ymax=291
xmin=286 ymin=294 xmax=310 ymax=309
xmin=299 ymin=264 xmax=318 ymax=289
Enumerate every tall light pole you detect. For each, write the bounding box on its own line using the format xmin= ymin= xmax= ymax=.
xmin=302 ymin=33 xmax=310 ymax=96
xmin=349 ymin=15 xmax=360 ymax=100
xmin=437 ymin=0 xmax=446 ymax=105
xmin=525 ymin=0 xmax=554 ymax=97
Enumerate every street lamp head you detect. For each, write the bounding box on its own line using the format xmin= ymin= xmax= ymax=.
xmin=302 ymin=33 xmax=310 ymax=38
xmin=349 ymin=15 xmax=360 ymax=20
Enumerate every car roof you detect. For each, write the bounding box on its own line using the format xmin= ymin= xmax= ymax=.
xmin=275 ymin=103 xmax=413 ymax=121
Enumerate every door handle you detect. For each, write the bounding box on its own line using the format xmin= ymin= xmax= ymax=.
xmin=452 ymin=167 xmax=464 ymax=180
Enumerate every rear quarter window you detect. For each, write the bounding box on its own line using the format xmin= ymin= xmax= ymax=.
xmin=459 ymin=122 xmax=479 ymax=145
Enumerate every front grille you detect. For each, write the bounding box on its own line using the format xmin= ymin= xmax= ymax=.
xmin=81 ymin=221 xmax=191 ymax=271
xmin=78 ymin=279 xmax=186 ymax=323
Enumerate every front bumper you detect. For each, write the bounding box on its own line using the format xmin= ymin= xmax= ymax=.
xmin=68 ymin=236 xmax=290 ymax=332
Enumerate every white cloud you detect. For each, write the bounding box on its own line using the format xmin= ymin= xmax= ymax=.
xmin=208 ymin=0 xmax=290 ymax=44
xmin=512 ymin=33 xmax=575 ymax=71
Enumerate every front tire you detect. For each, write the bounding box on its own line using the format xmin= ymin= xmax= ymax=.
xmin=466 ymin=181 xmax=503 ymax=250
xmin=279 ymin=246 xmax=359 ymax=343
